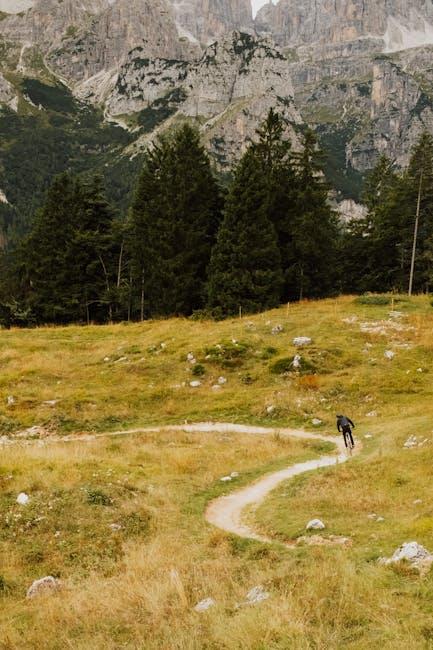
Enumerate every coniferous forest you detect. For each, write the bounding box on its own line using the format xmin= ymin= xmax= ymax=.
xmin=1 ymin=111 xmax=432 ymax=327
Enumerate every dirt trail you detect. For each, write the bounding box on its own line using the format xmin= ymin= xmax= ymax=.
xmin=5 ymin=421 xmax=358 ymax=544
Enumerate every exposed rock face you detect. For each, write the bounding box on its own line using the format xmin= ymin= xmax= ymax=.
xmin=172 ymin=0 xmax=253 ymax=44
xmin=256 ymin=0 xmax=433 ymax=52
xmin=115 ymin=33 xmax=301 ymax=168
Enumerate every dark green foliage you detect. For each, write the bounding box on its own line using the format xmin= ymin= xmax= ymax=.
xmin=192 ymin=364 xmax=206 ymax=376
xmin=270 ymin=356 xmax=316 ymax=375
xmin=19 ymin=173 xmax=121 ymax=324
xmin=207 ymin=147 xmax=283 ymax=315
xmin=129 ymin=123 xmax=221 ymax=317
xmin=344 ymin=134 xmax=433 ymax=295
xmin=354 ymin=294 xmax=393 ymax=305
xmin=85 ymin=488 xmax=113 ymax=506
xmin=288 ymin=130 xmax=340 ymax=300
xmin=21 ymin=79 xmax=77 ymax=114
xmin=204 ymin=341 xmax=251 ymax=368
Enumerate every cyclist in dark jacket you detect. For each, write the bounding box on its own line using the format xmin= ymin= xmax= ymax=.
xmin=337 ymin=415 xmax=355 ymax=448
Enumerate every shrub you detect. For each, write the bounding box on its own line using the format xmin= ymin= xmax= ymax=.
xmin=270 ymin=356 xmax=317 ymax=375
xmin=85 ymin=488 xmax=113 ymax=506
xmin=192 ymin=364 xmax=206 ymax=377
xmin=355 ymin=294 xmax=392 ymax=306
xmin=204 ymin=341 xmax=251 ymax=368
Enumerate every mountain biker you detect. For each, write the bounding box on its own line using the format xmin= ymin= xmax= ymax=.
xmin=336 ymin=415 xmax=355 ymax=448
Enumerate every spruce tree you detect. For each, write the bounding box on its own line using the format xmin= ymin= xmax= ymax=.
xmin=24 ymin=173 xmax=80 ymax=323
xmin=207 ymin=149 xmax=282 ymax=316
xmin=129 ymin=124 xmax=221 ymax=317
xmin=250 ymin=109 xmax=298 ymax=300
xmin=289 ymin=130 xmax=339 ymax=299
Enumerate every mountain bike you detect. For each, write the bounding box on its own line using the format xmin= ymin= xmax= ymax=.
xmin=343 ymin=429 xmax=355 ymax=455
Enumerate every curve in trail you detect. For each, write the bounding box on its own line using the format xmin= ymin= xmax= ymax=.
xmin=6 ymin=421 xmax=358 ymax=545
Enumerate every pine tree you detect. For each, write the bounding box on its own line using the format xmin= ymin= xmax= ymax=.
xmin=289 ymin=130 xmax=339 ymax=299
xmin=250 ymin=109 xmax=298 ymax=300
xmin=129 ymin=124 xmax=221 ymax=317
xmin=367 ymin=134 xmax=433 ymax=293
xmin=24 ymin=173 xmax=80 ymax=322
xmin=23 ymin=173 xmax=119 ymax=323
xmin=207 ymin=149 xmax=282 ymax=316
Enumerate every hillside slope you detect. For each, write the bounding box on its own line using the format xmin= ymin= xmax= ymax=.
xmin=1 ymin=295 xmax=433 ymax=648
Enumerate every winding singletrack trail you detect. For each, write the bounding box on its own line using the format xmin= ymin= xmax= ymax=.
xmin=5 ymin=422 xmax=359 ymax=545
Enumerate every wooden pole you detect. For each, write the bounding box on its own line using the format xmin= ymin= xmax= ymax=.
xmin=409 ymin=171 xmax=423 ymax=296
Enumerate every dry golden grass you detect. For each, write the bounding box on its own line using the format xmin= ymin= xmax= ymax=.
xmin=1 ymin=295 xmax=433 ymax=648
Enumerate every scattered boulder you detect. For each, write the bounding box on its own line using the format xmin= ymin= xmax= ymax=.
xmin=194 ymin=597 xmax=215 ymax=612
xmin=187 ymin=352 xmax=196 ymax=364
xmin=7 ymin=395 xmax=15 ymax=406
xmin=220 ymin=476 xmax=232 ymax=482
xmin=244 ymin=585 xmax=270 ymax=605
xmin=413 ymin=499 xmax=423 ymax=505
xmin=364 ymin=433 xmax=373 ymax=439
xmin=306 ymin=518 xmax=325 ymax=530
xmin=17 ymin=492 xmax=30 ymax=506
xmin=212 ymin=384 xmax=222 ymax=391
xmin=366 ymin=411 xmax=378 ymax=418
xmin=404 ymin=435 xmax=429 ymax=449
xmin=272 ymin=325 xmax=284 ymax=335
xmin=26 ymin=576 xmax=62 ymax=599
xmin=43 ymin=400 xmax=58 ymax=407
xmin=218 ymin=376 xmax=227 ymax=385
xmin=189 ymin=381 xmax=201 ymax=388
xmin=311 ymin=418 xmax=322 ymax=426
xmin=293 ymin=336 xmax=312 ymax=347
xmin=109 ymin=523 xmax=122 ymax=531
xmin=384 ymin=350 xmax=395 ymax=360
xmin=292 ymin=354 xmax=302 ymax=369
xmin=266 ymin=405 xmax=275 ymax=415
xmin=230 ymin=471 xmax=239 ymax=478
xmin=380 ymin=542 xmax=433 ymax=575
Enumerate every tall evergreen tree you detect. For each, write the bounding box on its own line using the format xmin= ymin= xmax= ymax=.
xmin=23 ymin=173 xmax=118 ymax=323
xmin=250 ymin=109 xmax=298 ymax=299
xmin=289 ymin=130 xmax=339 ymax=299
xmin=207 ymin=149 xmax=282 ymax=316
xmin=129 ymin=124 xmax=221 ymax=317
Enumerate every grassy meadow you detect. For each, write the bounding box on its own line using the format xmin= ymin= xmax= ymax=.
xmin=1 ymin=295 xmax=433 ymax=648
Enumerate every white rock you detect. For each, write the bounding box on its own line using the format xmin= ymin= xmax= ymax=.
xmin=380 ymin=542 xmax=433 ymax=573
xmin=417 ymin=368 xmax=424 ymax=373
xmin=187 ymin=352 xmax=196 ymax=364
xmin=266 ymin=405 xmax=275 ymax=414
xmin=312 ymin=418 xmax=322 ymax=426
xmin=292 ymin=354 xmax=302 ymax=369
xmin=306 ymin=518 xmax=325 ymax=530
xmin=230 ymin=472 xmax=239 ymax=478
xmin=403 ymin=435 xmax=418 ymax=448
xmin=272 ymin=325 xmax=284 ymax=335
xmin=109 ymin=523 xmax=122 ymax=531
xmin=366 ymin=411 xmax=378 ymax=417
xmin=7 ymin=395 xmax=15 ymax=406
xmin=103 ymin=357 xmax=110 ymax=362
xmin=376 ymin=516 xmax=385 ymax=523
xmin=43 ymin=400 xmax=58 ymax=407
xmin=364 ymin=434 xmax=373 ymax=439
xmin=189 ymin=381 xmax=201 ymax=388
xmin=220 ymin=476 xmax=232 ymax=482
xmin=218 ymin=376 xmax=227 ymax=385
xmin=244 ymin=585 xmax=270 ymax=605
xmin=384 ymin=350 xmax=395 ymax=360
xmin=17 ymin=492 xmax=29 ymax=505
xmin=293 ymin=336 xmax=312 ymax=347
xmin=114 ymin=356 xmax=127 ymax=363
xmin=212 ymin=384 xmax=222 ymax=391
xmin=194 ymin=597 xmax=216 ymax=612
xmin=413 ymin=499 xmax=423 ymax=505
xmin=26 ymin=576 xmax=61 ymax=599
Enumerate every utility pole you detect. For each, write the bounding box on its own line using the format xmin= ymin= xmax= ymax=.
xmin=409 ymin=171 xmax=423 ymax=296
